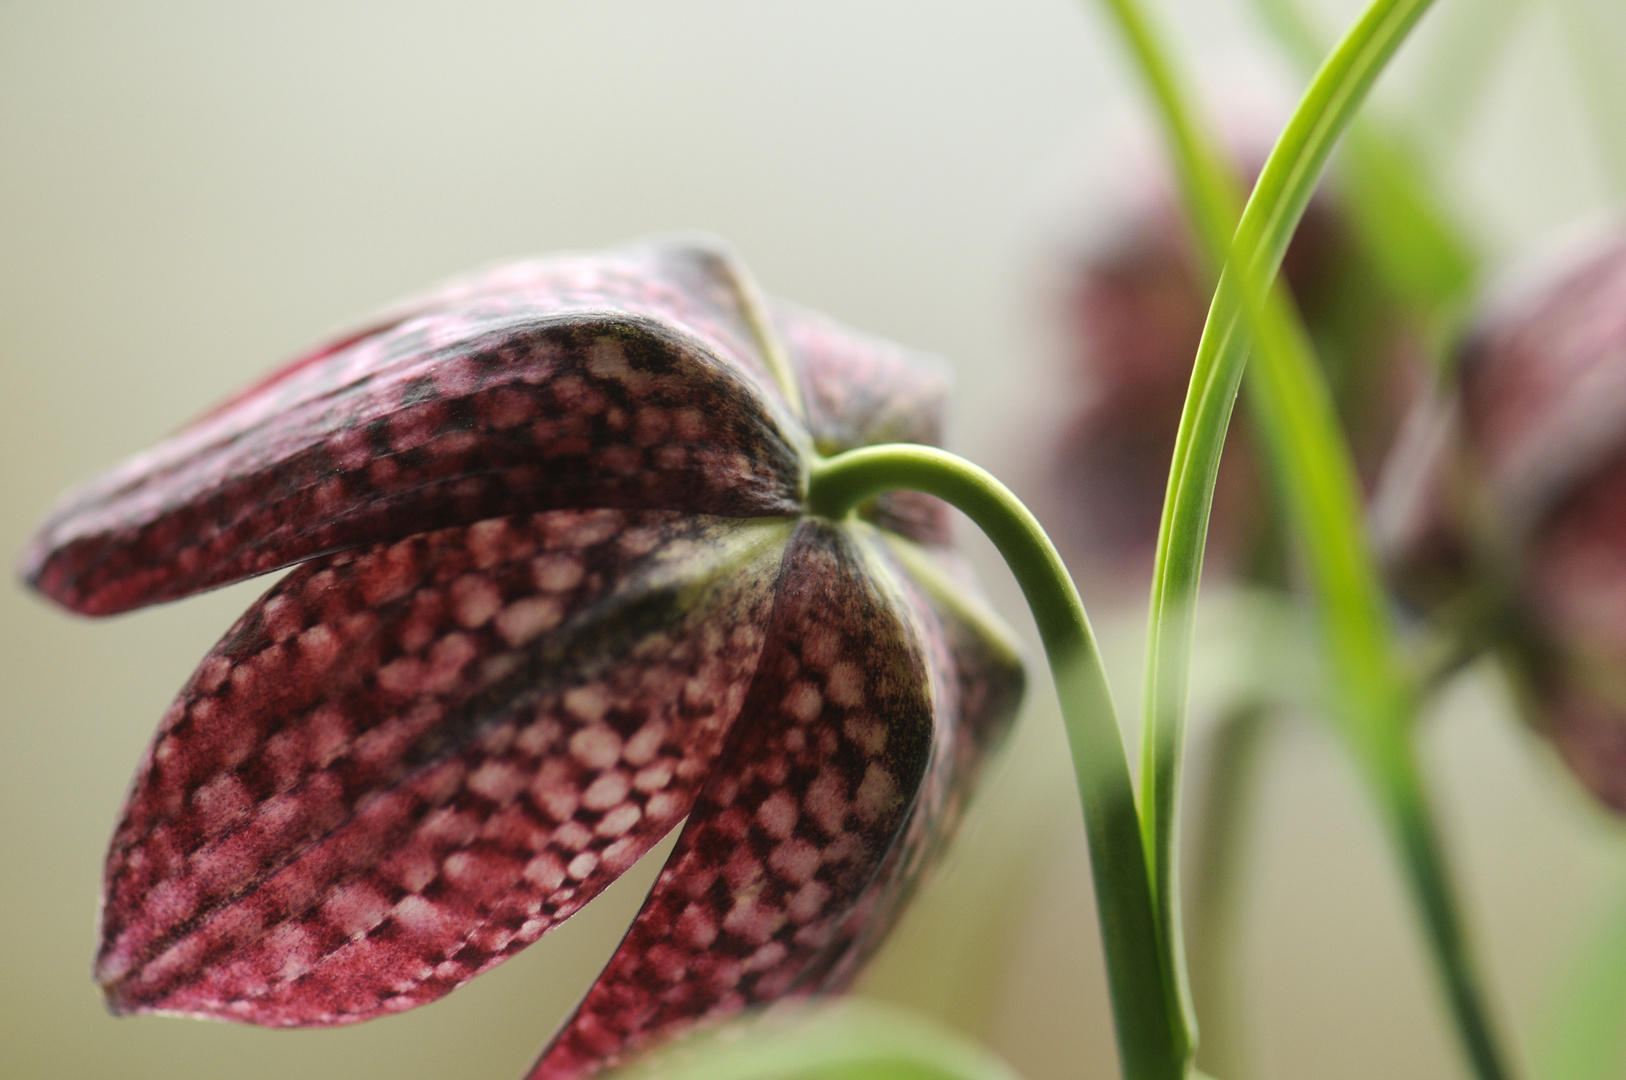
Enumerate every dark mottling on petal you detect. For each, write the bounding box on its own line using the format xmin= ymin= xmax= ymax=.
xmin=95 ymin=510 xmax=790 ymax=1026
xmin=526 ymin=521 xmax=937 ymax=1080
xmin=25 ymin=323 xmax=803 ymax=616
xmin=776 ymin=303 xmax=954 ymax=546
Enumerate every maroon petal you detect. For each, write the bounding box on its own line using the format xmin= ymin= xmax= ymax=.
xmin=527 ymin=520 xmax=939 ymax=1080
xmin=776 ymin=303 xmax=954 ymax=546
xmin=329 ymin=243 xmax=799 ymax=404
xmin=778 ymin=304 xmax=946 ymax=453
xmin=807 ymin=537 xmax=1026 ymax=993
xmin=1538 ymin=681 xmax=1626 ymax=815
xmin=22 ymin=242 xmax=808 ymax=616
xmin=95 ymin=509 xmax=791 ymax=1025
xmin=1458 ymin=230 xmax=1626 ymax=530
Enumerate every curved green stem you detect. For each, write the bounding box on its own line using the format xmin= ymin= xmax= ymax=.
xmin=1244 ymin=0 xmax=1479 ymax=328
xmin=1535 ymin=870 xmax=1626 ymax=1080
xmin=808 ymin=444 xmax=1184 ymax=1080
xmin=1088 ymin=0 xmax=1515 ymax=1076
xmin=1091 ymin=0 xmax=1449 ymax=1055
xmin=1087 ymin=0 xmax=1254 ymax=1050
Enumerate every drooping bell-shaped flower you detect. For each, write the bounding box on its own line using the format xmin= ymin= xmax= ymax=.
xmin=1377 ymin=219 xmax=1626 ymax=814
xmin=19 ymin=239 xmax=1024 ymax=1079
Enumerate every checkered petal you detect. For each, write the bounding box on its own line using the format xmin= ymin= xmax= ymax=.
xmin=22 ymin=242 xmax=807 ymax=616
xmin=808 ymin=539 xmax=1026 ymax=993
xmin=526 ymin=520 xmax=939 ymax=1080
xmin=94 ymin=509 xmax=790 ymax=1026
xmin=776 ymin=303 xmax=954 ymax=546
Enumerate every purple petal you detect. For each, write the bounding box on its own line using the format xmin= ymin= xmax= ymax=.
xmin=776 ymin=304 xmax=953 ymax=545
xmin=95 ymin=509 xmax=789 ymax=1025
xmin=807 ymin=537 xmax=1025 ymax=993
xmin=23 ymin=242 xmax=806 ymax=616
xmin=526 ymin=521 xmax=938 ymax=1080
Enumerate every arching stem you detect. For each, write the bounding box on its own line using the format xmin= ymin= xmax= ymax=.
xmin=809 ymin=444 xmax=1185 ymax=1080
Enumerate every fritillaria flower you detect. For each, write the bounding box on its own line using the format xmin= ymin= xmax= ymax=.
xmin=1377 ymin=220 xmax=1626 ymax=814
xmin=1045 ymin=145 xmax=1421 ymax=592
xmin=19 ymin=240 xmax=1024 ymax=1079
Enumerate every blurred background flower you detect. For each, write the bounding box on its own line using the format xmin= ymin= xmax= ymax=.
xmin=1037 ymin=126 xmax=1424 ymax=600
xmin=1380 ymin=220 xmax=1626 ymax=817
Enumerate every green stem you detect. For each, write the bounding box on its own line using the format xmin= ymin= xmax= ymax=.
xmin=807 ymin=444 xmax=1183 ymax=1080
xmin=1082 ymin=2 xmax=1247 ymax=1048
xmin=1556 ymin=0 xmax=1626 ymax=198
xmin=1242 ymin=0 xmax=1480 ymax=354
xmin=1236 ymin=81 xmax=1517 ymax=1080
xmin=1089 ymin=0 xmax=1516 ymax=1076
xmin=1535 ymin=870 xmax=1626 ymax=1080
xmin=1374 ymin=739 xmax=1513 ymax=1080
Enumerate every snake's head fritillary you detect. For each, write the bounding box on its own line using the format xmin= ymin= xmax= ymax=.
xmin=1377 ymin=220 xmax=1626 ymax=815
xmin=19 ymin=239 xmax=1025 ymax=1079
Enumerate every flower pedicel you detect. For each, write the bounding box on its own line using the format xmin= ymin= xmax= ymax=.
xmin=19 ymin=240 xmax=1024 ymax=1079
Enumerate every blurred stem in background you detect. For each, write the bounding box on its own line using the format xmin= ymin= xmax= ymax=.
xmin=1245 ymin=0 xmax=1480 ymax=358
xmin=1535 ymin=869 xmax=1626 ymax=1080
xmin=1409 ymin=0 xmax=1528 ymax=158
xmin=1083 ymin=1 xmax=1516 ymax=1079
xmin=1555 ymin=0 xmax=1626 ymax=197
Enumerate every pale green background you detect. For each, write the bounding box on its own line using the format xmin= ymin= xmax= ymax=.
xmin=4 ymin=2 xmax=1626 ymax=1079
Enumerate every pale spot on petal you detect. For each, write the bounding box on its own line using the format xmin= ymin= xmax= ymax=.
xmin=569 ymin=724 xmax=621 ymax=769
xmin=781 ymin=681 xmax=822 ymax=724
xmin=496 ymin=596 xmax=563 ymax=646
xmin=825 ymin=661 xmax=865 ymax=708
xmin=523 ymin=852 xmax=567 ymax=892
xmin=755 ymin=790 xmax=799 ymax=840
xmin=564 ymin=686 xmax=609 ymax=724
xmin=582 ymin=770 xmax=631 ymax=811
xmin=722 ymin=897 xmax=786 ymax=945
xmin=449 ymin=575 xmax=502 ymax=628
xmin=468 ymin=760 xmax=528 ymax=803
xmin=804 ymin=768 xmax=849 ymax=835
xmin=596 ymin=803 xmax=642 ymax=838
xmin=531 ymin=553 xmax=585 ymax=592
xmin=853 ymin=764 xmax=900 ymax=824
xmin=768 ymin=839 xmax=822 ymax=885
xmin=787 ymin=879 xmax=831 ymax=923
xmin=843 ymin=715 xmax=888 ymax=756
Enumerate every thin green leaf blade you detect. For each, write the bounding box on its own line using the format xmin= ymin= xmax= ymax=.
xmin=1535 ymin=875 xmax=1626 ymax=1080
xmin=605 ymin=999 xmax=1025 ymax=1080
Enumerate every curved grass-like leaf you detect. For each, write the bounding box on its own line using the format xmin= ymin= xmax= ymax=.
xmin=1093 ymin=0 xmax=1515 ymax=1073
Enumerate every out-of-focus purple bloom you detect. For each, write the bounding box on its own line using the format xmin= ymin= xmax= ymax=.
xmin=1044 ymin=147 xmax=1423 ymax=595
xmin=1378 ymin=220 xmax=1626 ymax=813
